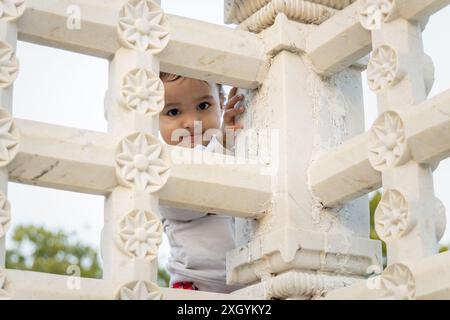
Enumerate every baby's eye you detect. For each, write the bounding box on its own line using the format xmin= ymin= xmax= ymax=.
xmin=166 ymin=108 xmax=181 ymax=117
xmin=198 ymin=102 xmax=211 ymax=110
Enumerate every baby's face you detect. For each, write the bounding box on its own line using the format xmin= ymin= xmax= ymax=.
xmin=160 ymin=77 xmax=223 ymax=148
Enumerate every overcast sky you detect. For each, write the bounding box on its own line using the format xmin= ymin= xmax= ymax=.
xmin=6 ymin=1 xmax=450 ymax=273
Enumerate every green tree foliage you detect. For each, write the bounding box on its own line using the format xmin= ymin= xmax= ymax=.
xmin=158 ymin=268 xmax=171 ymax=287
xmin=5 ymin=224 xmax=170 ymax=287
xmin=369 ymin=191 xmax=448 ymax=266
xmin=6 ymin=225 xmax=102 ymax=278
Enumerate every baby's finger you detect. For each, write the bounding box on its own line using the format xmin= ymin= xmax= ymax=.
xmin=223 ymin=105 xmax=245 ymax=122
xmin=224 ymin=94 xmax=244 ymax=110
xmin=227 ymin=87 xmax=238 ymax=101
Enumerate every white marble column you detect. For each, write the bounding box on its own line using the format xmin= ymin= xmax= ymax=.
xmin=226 ymin=1 xmax=382 ymax=299
xmin=0 ymin=0 xmax=25 ymax=299
xmin=360 ymin=0 xmax=446 ymax=265
xmin=101 ymin=0 xmax=171 ymax=300
xmin=0 ymin=1 xmax=24 ymax=270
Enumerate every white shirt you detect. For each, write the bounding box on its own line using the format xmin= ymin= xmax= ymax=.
xmin=159 ymin=136 xmax=245 ymax=293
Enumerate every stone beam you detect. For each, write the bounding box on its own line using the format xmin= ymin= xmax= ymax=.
xmin=325 ymin=251 xmax=450 ymax=299
xmin=18 ymin=0 xmax=267 ymax=88
xmin=309 ymin=88 xmax=450 ymax=207
xmin=308 ymin=132 xmax=381 ymax=207
xmin=8 ymin=119 xmax=117 ymax=195
xmin=8 ymin=119 xmax=272 ymax=218
xmin=1 ymin=269 xmax=255 ymax=299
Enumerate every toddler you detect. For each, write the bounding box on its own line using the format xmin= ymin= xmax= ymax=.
xmin=158 ymin=72 xmax=246 ymax=293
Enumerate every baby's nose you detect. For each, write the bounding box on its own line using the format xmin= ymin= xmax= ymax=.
xmin=183 ymin=115 xmax=202 ymax=130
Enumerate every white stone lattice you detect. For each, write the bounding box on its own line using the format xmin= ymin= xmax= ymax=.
xmin=0 ymin=0 xmax=446 ymax=301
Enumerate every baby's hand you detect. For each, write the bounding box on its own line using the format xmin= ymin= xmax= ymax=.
xmin=221 ymin=87 xmax=245 ymax=148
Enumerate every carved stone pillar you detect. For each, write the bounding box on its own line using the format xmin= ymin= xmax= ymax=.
xmin=225 ymin=0 xmax=382 ymax=299
xmin=360 ymin=0 xmax=445 ymax=265
xmin=0 ymin=0 xmax=25 ymax=299
xmin=101 ymin=0 xmax=171 ymax=300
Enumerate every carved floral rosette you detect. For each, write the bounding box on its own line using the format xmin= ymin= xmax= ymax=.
xmin=368 ymin=111 xmax=410 ymax=171
xmin=0 ymin=190 xmax=10 ymax=238
xmin=0 ymin=0 xmax=26 ymax=22
xmin=359 ymin=0 xmax=397 ymax=31
xmin=115 ymin=280 xmax=162 ymax=300
xmin=115 ymin=209 xmax=163 ymax=259
xmin=0 ymin=41 xmax=19 ymax=89
xmin=115 ymin=132 xmax=171 ymax=193
xmin=0 ymin=268 xmax=12 ymax=299
xmin=379 ymin=263 xmax=416 ymax=300
xmin=0 ymin=107 xmax=19 ymax=167
xmin=117 ymin=0 xmax=170 ymax=54
xmin=375 ymin=189 xmax=416 ymax=242
xmin=367 ymin=45 xmax=405 ymax=93
xmin=119 ymin=68 xmax=165 ymax=115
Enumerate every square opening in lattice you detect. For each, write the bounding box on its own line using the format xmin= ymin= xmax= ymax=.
xmin=12 ymin=41 xmax=108 ymax=132
xmin=5 ymin=182 xmax=104 ymax=279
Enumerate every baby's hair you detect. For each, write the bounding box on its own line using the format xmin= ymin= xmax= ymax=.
xmin=160 ymin=72 xmax=224 ymax=97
